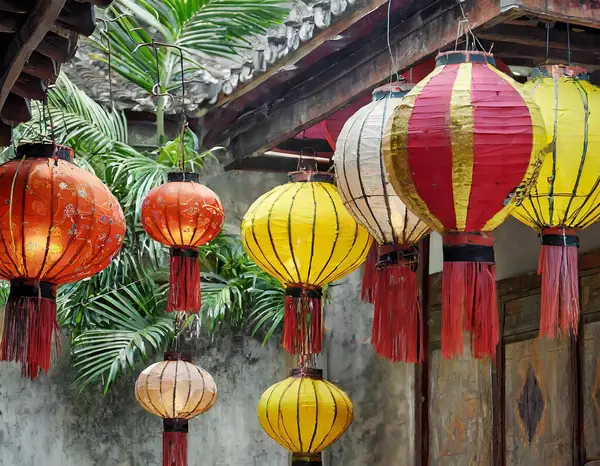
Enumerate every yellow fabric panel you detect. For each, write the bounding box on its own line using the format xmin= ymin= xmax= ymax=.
xmin=383 ymin=65 xmax=446 ymax=232
xmin=483 ymin=65 xmax=549 ymax=231
xmin=449 ymin=63 xmax=475 ymax=231
xmin=257 ymin=375 xmax=354 ymax=453
xmin=512 ymin=75 xmax=600 ymax=230
xmin=241 ymin=180 xmax=372 ymax=288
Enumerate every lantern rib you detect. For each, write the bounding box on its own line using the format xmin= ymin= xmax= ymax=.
xmin=378 ymin=97 xmax=399 ymax=244
xmin=295 ymin=376 xmax=304 ymax=452
xmin=277 ymin=378 xmax=301 ymax=452
xmin=186 ymin=185 xmax=203 ymax=247
xmin=562 ymin=81 xmax=590 ymax=225
xmin=306 ymin=378 xmax=319 ymax=453
xmin=176 ymin=181 xmax=185 ymax=246
xmin=338 ymin=110 xmax=377 ymax=236
xmin=182 ymin=358 xmax=193 ymax=418
xmin=548 ymin=77 xmax=560 ymax=226
xmin=161 ymin=187 xmax=179 ymax=247
xmin=37 ymin=160 xmax=56 ymax=281
xmin=355 ymin=104 xmax=388 ymax=242
xmin=330 ymin=384 xmax=353 ymax=440
xmin=19 ymin=162 xmax=34 ymax=278
xmin=264 ymin=381 xmax=295 ymax=451
xmin=0 ymin=220 xmax=19 ymax=278
xmin=144 ymin=366 xmax=164 ymax=418
xmin=310 ymin=184 xmax=341 ymax=286
xmin=245 ymin=191 xmax=283 ymax=282
xmin=286 ymin=184 xmax=303 ymax=285
xmin=157 ymin=361 xmax=170 ymax=418
xmin=172 ymin=359 xmax=179 ymax=418
xmin=304 ymin=182 xmax=318 ymax=284
xmin=189 ymin=364 xmax=208 ymax=416
xmin=266 ymin=184 xmax=298 ymax=285
xmin=312 ymin=379 xmax=339 ymax=452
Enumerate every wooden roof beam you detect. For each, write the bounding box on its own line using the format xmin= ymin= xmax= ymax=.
xmin=0 ymin=0 xmax=67 ymax=113
xmin=222 ymin=0 xmax=507 ymax=163
xmin=0 ymin=0 xmax=34 ymax=14
xmin=502 ymin=0 xmax=600 ymax=28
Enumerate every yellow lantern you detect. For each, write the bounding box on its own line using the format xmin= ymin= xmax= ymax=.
xmin=258 ymin=368 xmax=353 ymax=464
xmin=241 ymin=171 xmax=372 ymax=357
xmin=135 ymin=352 xmax=217 ymax=466
xmin=513 ymin=64 xmax=600 ymax=338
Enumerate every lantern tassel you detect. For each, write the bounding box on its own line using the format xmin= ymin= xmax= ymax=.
xmin=372 ymin=245 xmax=422 ymax=363
xmin=283 ymin=287 xmax=323 ymax=356
xmin=361 ymin=242 xmax=378 ymax=304
xmin=538 ymin=229 xmax=579 ymax=338
xmin=163 ymin=420 xmax=188 ymax=466
xmin=168 ymin=248 xmax=201 ymax=314
xmin=442 ymin=234 xmax=499 ymax=360
xmin=0 ymin=280 xmax=59 ymax=379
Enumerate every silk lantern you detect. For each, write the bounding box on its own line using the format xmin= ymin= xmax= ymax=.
xmin=241 ymin=171 xmax=372 ymax=358
xmin=334 ymin=82 xmax=430 ymax=363
xmin=135 ymin=351 xmax=217 ymax=466
xmin=0 ymin=143 xmax=125 ymax=378
xmin=384 ymin=50 xmax=548 ymax=359
xmin=513 ymin=65 xmax=600 ymax=338
xmin=142 ymin=172 xmax=224 ymax=314
xmin=258 ymin=367 xmax=353 ymax=465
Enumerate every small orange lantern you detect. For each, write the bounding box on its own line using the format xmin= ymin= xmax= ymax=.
xmin=0 ymin=143 xmax=125 ymax=378
xmin=142 ymin=173 xmax=224 ymax=314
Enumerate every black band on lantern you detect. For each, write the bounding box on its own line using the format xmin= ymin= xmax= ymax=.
xmin=436 ymin=50 xmax=496 ymax=67
xmin=164 ymin=351 xmax=193 ymax=362
xmin=168 ymin=172 xmax=200 ymax=183
xmin=292 ymin=453 xmax=322 ymax=464
xmin=163 ymin=419 xmax=189 ymax=433
xmin=9 ymin=280 xmax=56 ymax=300
xmin=541 ymin=234 xmax=579 ymax=248
xmin=377 ymin=249 xmax=419 ymax=271
xmin=443 ymin=244 xmax=495 ymax=263
xmin=171 ymin=247 xmax=199 ymax=258
xmin=290 ymin=367 xmax=323 ymax=379
xmin=285 ymin=287 xmax=323 ymax=299
xmin=16 ymin=143 xmax=74 ymax=162
xmin=288 ymin=171 xmax=334 ymax=184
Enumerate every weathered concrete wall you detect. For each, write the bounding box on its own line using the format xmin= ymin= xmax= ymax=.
xmin=0 ymin=332 xmax=289 ymax=466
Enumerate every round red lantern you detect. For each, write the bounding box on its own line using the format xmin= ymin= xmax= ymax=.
xmin=142 ymin=172 xmax=224 ymax=314
xmin=384 ymin=51 xmax=548 ymax=359
xmin=0 ymin=143 xmax=125 ymax=378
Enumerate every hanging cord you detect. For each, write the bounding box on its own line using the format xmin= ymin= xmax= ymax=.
xmin=455 ymin=3 xmax=485 ymax=52
xmin=386 ymin=0 xmax=398 ymax=84
xmin=177 ymin=47 xmax=187 ymax=172
xmin=567 ymin=23 xmax=571 ymax=65
xmin=546 ymin=22 xmax=550 ymax=61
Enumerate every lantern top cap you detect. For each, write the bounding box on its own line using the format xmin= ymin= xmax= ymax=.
xmin=531 ymin=64 xmax=589 ymax=81
xmin=16 ymin=143 xmax=74 ymax=162
xmin=436 ymin=50 xmax=496 ymax=67
xmin=372 ymin=82 xmax=414 ymax=101
xmin=168 ymin=172 xmax=200 ymax=183
xmin=290 ymin=367 xmax=323 ymax=379
xmin=164 ymin=351 xmax=193 ymax=362
xmin=288 ymin=171 xmax=334 ymax=184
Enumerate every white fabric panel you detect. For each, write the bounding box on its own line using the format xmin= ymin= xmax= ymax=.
xmin=334 ymin=97 xmax=429 ymax=245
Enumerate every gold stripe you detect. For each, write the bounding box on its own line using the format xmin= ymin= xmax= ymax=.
xmin=483 ymin=64 xmax=550 ymax=231
xmin=383 ymin=66 xmax=445 ymax=232
xmin=449 ymin=63 xmax=474 ymax=231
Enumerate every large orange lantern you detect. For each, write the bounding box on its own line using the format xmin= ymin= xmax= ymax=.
xmin=142 ymin=173 xmax=224 ymax=314
xmin=384 ymin=50 xmax=548 ymax=359
xmin=0 ymin=143 xmax=125 ymax=378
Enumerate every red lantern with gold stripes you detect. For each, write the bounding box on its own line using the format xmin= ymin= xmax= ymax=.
xmin=384 ymin=51 xmax=548 ymax=359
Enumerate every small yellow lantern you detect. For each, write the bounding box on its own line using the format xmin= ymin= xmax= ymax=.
xmin=258 ymin=368 xmax=353 ymax=464
xmin=241 ymin=171 xmax=372 ymax=357
xmin=135 ymin=352 xmax=217 ymax=466
xmin=513 ymin=65 xmax=600 ymax=339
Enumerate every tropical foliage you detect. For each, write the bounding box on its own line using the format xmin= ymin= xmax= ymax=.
xmin=2 ymin=74 xmax=284 ymax=394
xmin=91 ymin=0 xmax=289 ymax=143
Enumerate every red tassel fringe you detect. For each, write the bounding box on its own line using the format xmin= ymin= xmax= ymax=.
xmin=163 ymin=431 xmax=187 ymax=466
xmin=442 ymin=262 xmax=499 ymax=360
xmin=538 ymin=243 xmax=579 ymax=338
xmin=168 ymin=254 xmax=201 ymax=313
xmin=282 ymin=292 xmax=323 ymax=356
xmin=0 ymin=296 xmax=59 ymax=379
xmin=372 ymin=263 xmax=423 ymax=363
xmin=361 ymin=243 xmax=378 ymax=304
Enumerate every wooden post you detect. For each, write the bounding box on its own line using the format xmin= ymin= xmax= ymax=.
xmin=492 ymin=302 xmax=506 ymax=466
xmin=415 ymin=235 xmax=430 ymax=466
